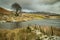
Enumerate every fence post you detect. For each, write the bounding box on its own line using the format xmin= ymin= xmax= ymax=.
xmin=51 ymin=26 xmax=53 ymax=36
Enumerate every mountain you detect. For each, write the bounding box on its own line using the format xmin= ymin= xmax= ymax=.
xmin=0 ymin=7 xmax=11 ymax=15
xmin=29 ymin=12 xmax=60 ymax=16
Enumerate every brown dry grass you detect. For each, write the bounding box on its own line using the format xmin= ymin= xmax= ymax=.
xmin=0 ymin=27 xmax=36 ymax=40
xmin=0 ymin=13 xmax=45 ymax=22
xmin=0 ymin=26 xmax=60 ymax=40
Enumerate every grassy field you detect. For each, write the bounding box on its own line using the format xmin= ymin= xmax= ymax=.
xmin=0 ymin=25 xmax=60 ymax=40
xmin=0 ymin=13 xmax=60 ymax=22
xmin=0 ymin=13 xmax=46 ymax=22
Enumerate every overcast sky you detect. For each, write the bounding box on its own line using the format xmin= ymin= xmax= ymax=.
xmin=0 ymin=0 xmax=60 ymax=14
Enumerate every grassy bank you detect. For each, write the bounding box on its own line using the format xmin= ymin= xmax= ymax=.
xmin=0 ymin=13 xmax=45 ymax=22
xmin=0 ymin=25 xmax=60 ymax=40
xmin=0 ymin=13 xmax=60 ymax=22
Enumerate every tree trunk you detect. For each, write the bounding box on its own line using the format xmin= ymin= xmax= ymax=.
xmin=19 ymin=8 xmax=22 ymax=17
xmin=15 ymin=9 xmax=19 ymax=16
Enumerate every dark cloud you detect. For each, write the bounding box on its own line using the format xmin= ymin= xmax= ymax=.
xmin=0 ymin=0 xmax=60 ymax=14
xmin=36 ymin=0 xmax=60 ymax=4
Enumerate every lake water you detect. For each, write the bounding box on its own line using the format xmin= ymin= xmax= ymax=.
xmin=22 ymin=19 xmax=60 ymax=27
xmin=0 ymin=19 xmax=60 ymax=29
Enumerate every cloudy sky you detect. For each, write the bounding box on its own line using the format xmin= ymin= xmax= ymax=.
xmin=0 ymin=0 xmax=60 ymax=14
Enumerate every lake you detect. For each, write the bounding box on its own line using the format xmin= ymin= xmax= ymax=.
xmin=0 ymin=19 xmax=60 ymax=29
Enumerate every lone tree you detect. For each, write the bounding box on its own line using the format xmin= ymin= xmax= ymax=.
xmin=11 ymin=3 xmax=22 ymax=16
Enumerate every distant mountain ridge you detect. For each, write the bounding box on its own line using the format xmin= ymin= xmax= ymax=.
xmin=28 ymin=12 xmax=60 ymax=16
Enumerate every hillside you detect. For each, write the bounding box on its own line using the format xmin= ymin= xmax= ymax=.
xmin=0 ymin=7 xmax=11 ymax=15
xmin=0 ymin=7 xmax=45 ymax=22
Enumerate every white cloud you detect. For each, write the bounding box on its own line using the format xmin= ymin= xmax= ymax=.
xmin=22 ymin=9 xmax=35 ymax=12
